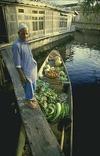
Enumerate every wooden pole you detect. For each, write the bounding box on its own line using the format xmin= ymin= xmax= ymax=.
xmin=60 ymin=126 xmax=65 ymax=151
xmin=16 ymin=125 xmax=26 ymax=156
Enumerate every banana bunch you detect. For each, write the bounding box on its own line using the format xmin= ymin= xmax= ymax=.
xmin=46 ymin=102 xmax=69 ymax=123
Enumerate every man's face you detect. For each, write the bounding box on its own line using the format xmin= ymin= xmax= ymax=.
xmin=18 ymin=28 xmax=29 ymax=41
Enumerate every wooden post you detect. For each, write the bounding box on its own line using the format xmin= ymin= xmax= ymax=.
xmin=16 ymin=125 xmax=26 ymax=156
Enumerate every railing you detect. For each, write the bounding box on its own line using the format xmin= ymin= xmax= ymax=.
xmin=74 ymin=22 xmax=100 ymax=30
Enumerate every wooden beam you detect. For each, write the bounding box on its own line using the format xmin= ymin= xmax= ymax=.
xmin=1 ymin=47 xmax=65 ymax=156
xmin=16 ymin=125 xmax=26 ymax=156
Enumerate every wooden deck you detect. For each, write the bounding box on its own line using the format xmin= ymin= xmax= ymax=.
xmin=1 ymin=47 xmax=65 ymax=156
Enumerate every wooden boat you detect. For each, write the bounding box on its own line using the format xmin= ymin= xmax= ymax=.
xmin=37 ymin=50 xmax=73 ymax=156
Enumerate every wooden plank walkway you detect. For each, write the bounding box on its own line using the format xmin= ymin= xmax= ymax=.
xmin=1 ymin=47 xmax=65 ymax=156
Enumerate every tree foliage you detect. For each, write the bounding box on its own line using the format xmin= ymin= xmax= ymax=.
xmin=81 ymin=0 xmax=100 ymax=14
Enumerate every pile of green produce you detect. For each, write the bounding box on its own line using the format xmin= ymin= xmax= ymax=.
xmin=35 ymin=79 xmax=70 ymax=123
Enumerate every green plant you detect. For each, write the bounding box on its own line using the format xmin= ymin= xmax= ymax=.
xmin=81 ymin=0 xmax=100 ymax=14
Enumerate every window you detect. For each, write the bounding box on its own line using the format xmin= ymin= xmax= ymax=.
xmin=39 ymin=11 xmax=45 ymax=14
xmin=39 ymin=17 xmax=44 ymax=30
xmin=32 ymin=10 xmax=37 ymax=14
xmin=59 ymin=17 xmax=67 ymax=27
xmin=32 ymin=17 xmax=38 ymax=31
xmin=18 ymin=9 xmax=24 ymax=13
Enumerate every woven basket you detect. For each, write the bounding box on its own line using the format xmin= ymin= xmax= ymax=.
xmin=44 ymin=76 xmax=63 ymax=92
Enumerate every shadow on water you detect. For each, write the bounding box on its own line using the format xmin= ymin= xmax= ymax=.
xmin=72 ymin=83 xmax=100 ymax=156
xmin=0 ymin=69 xmax=21 ymax=156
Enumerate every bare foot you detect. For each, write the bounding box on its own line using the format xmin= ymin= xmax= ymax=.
xmin=25 ymin=100 xmax=38 ymax=109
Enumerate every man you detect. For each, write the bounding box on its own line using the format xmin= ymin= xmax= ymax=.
xmin=12 ymin=23 xmax=37 ymax=108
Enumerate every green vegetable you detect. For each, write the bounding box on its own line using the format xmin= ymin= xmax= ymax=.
xmin=51 ymin=102 xmax=62 ymax=122
xmin=36 ymin=79 xmax=70 ymax=123
xmin=65 ymin=104 xmax=70 ymax=116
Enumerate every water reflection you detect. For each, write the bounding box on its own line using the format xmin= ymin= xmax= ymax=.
xmin=65 ymin=44 xmax=100 ymax=85
xmin=65 ymin=44 xmax=74 ymax=61
xmin=56 ymin=31 xmax=100 ymax=156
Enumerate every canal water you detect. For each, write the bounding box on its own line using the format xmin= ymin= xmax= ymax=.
xmin=62 ymin=31 xmax=100 ymax=156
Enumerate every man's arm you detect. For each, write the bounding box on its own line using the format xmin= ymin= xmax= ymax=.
xmin=17 ymin=68 xmax=27 ymax=85
xmin=12 ymin=44 xmax=27 ymax=84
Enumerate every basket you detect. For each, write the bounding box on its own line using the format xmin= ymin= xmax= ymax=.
xmin=44 ymin=76 xmax=63 ymax=92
